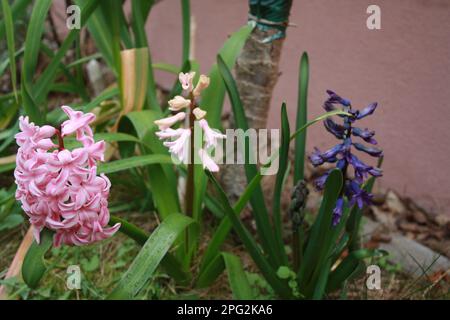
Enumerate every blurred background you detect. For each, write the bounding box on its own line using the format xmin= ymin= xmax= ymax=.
xmin=143 ymin=0 xmax=450 ymax=217
xmin=50 ymin=0 xmax=450 ymax=216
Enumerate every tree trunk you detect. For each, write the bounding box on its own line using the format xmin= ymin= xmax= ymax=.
xmin=222 ymin=0 xmax=292 ymax=202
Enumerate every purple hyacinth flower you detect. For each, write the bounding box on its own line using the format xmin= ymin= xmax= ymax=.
xmin=336 ymin=158 xmax=347 ymax=170
xmin=324 ymin=118 xmax=345 ymax=139
xmin=357 ymin=102 xmax=378 ymax=119
xmin=309 ymin=90 xmax=383 ymax=227
xmin=314 ymin=171 xmax=330 ymax=191
xmin=352 ymin=127 xmax=377 ymax=145
xmin=326 ymin=90 xmax=351 ymax=107
xmin=368 ymin=167 xmax=383 ymax=177
xmin=353 ymin=142 xmax=383 ymax=157
xmin=332 ymin=197 xmax=344 ymax=226
xmin=323 ymin=101 xmax=335 ymax=112
xmin=347 ymin=180 xmax=372 ymax=209
xmin=321 ymin=143 xmax=344 ymax=161
xmin=347 ymin=153 xmax=371 ymax=173
xmin=309 ymin=147 xmax=325 ymax=167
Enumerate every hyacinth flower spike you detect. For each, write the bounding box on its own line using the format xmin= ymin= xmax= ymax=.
xmin=155 ymin=72 xmax=226 ymax=218
xmin=154 ymin=72 xmax=226 ymax=171
xmin=309 ymin=91 xmax=383 ymax=225
xmin=14 ymin=107 xmax=120 ymax=246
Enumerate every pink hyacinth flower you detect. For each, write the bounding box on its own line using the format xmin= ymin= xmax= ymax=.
xmin=61 ymin=105 xmax=95 ymax=138
xmin=14 ymin=109 xmax=120 ymax=246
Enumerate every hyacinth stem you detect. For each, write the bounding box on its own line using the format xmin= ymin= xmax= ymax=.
xmin=55 ymin=128 xmax=65 ymax=151
xmin=184 ymin=92 xmax=196 ymax=254
xmin=293 ymin=228 xmax=302 ymax=271
xmin=185 ymin=94 xmax=195 ymax=217
xmin=110 ymin=215 xmax=148 ymax=245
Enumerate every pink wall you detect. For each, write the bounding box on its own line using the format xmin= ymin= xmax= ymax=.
xmin=50 ymin=1 xmax=450 ymax=215
xmin=147 ymin=0 xmax=450 ymax=215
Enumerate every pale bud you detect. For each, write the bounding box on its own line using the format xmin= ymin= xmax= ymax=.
xmin=193 ymin=75 xmax=210 ymax=97
xmin=168 ymin=96 xmax=191 ymax=111
xmin=193 ymin=107 xmax=207 ymax=120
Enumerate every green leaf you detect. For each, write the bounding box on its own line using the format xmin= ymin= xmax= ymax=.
xmin=22 ymin=228 xmax=53 ymax=289
xmin=0 ymin=47 xmax=24 ymax=78
xmin=326 ymin=249 xmax=388 ymax=293
xmin=152 ymin=62 xmax=180 ymax=75
xmin=298 ymin=169 xmax=343 ymax=294
xmin=0 ymin=161 xmax=15 ymax=174
xmin=222 ymin=252 xmax=254 ymax=300
xmin=98 ymin=154 xmax=173 ymax=174
xmin=21 ymin=0 xmax=52 ymax=87
xmin=271 ymin=103 xmax=290 ymax=265
xmin=47 ymin=87 xmax=119 ymax=125
xmin=66 ymin=53 xmax=103 ymax=69
xmin=63 ymin=133 xmax=142 ymax=150
xmin=197 ymin=173 xmax=263 ymax=287
xmin=293 ymin=52 xmax=309 ymax=184
xmin=109 ymin=215 xmax=191 ymax=285
xmin=312 ymin=258 xmax=332 ymax=300
xmin=290 ymin=110 xmax=351 ymax=142
xmin=21 ymin=83 xmax=42 ymax=125
xmin=20 ymin=0 xmax=52 ymax=124
xmin=107 ymin=213 xmax=194 ymax=299
xmin=33 ymin=0 xmax=100 ymax=103
xmin=33 ymin=0 xmax=100 ymax=104
xmin=102 ymin=0 xmax=122 ymax=77
xmin=180 ymin=0 xmax=190 ymax=65
xmin=2 ymin=0 xmax=18 ymax=102
xmin=0 ymin=0 xmax=31 ymax=40
xmin=199 ymin=173 xmax=263 ymax=270
xmin=78 ymin=0 xmax=113 ymax=68
xmin=0 ymin=214 xmax=24 ymax=232
xmin=206 ymin=172 xmax=291 ymax=299
xmin=118 ymin=110 xmax=180 ymax=219
xmin=196 ymin=254 xmax=225 ymax=289
xmin=131 ymin=0 xmax=153 ymax=47
xmin=217 ymin=53 xmax=280 ymax=267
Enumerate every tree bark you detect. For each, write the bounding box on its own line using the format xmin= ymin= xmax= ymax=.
xmin=222 ymin=27 xmax=287 ymax=202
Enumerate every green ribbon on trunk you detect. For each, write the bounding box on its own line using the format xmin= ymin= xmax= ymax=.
xmin=248 ymin=0 xmax=293 ymax=43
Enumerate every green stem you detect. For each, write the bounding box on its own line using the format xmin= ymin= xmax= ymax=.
xmin=184 ymin=92 xmax=195 ymax=254
xmin=110 ymin=215 xmax=148 ymax=245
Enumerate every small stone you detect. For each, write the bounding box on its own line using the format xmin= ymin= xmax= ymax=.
xmin=385 ymin=190 xmax=406 ymax=215
xmin=371 ymin=206 xmax=397 ymax=230
xmin=371 ymin=233 xmax=392 ymax=243
xmin=411 ymin=211 xmax=427 ymax=225
xmin=434 ymin=215 xmax=450 ymax=228
xmin=398 ymin=221 xmax=421 ymax=233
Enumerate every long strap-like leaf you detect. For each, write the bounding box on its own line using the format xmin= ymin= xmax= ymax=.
xmin=107 ymin=213 xmax=194 ymax=299
xmin=217 ymin=54 xmax=282 ymax=267
xmin=206 ymin=172 xmax=292 ymax=299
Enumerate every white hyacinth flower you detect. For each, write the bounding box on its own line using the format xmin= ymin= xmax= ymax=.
xmin=154 ymin=112 xmax=186 ymax=130
xmin=178 ymin=72 xmax=195 ymax=91
xmin=163 ymin=128 xmax=191 ymax=162
xmin=198 ymin=148 xmax=219 ymax=172
xmin=198 ymin=119 xmax=226 ymax=148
